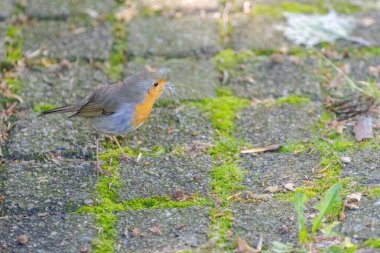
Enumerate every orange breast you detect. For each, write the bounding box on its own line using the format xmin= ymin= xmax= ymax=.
xmin=131 ymin=92 xmax=156 ymax=128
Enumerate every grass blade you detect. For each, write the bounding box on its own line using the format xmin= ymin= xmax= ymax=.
xmin=294 ymin=189 xmax=308 ymax=243
xmin=312 ymin=183 xmax=342 ymax=234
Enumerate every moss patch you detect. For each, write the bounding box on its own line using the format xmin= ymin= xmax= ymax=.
xmin=363 ymin=238 xmax=380 ymax=248
xmin=192 ymin=88 xmax=249 ymax=137
xmin=276 ymin=94 xmax=311 ymax=106
xmin=33 ymin=102 xmax=58 ymax=113
xmin=212 ymin=49 xmax=253 ymax=72
xmin=368 ymin=186 xmax=380 ymax=199
xmin=122 ymin=196 xmax=212 ymax=210
xmin=107 ymin=18 xmax=127 ymax=82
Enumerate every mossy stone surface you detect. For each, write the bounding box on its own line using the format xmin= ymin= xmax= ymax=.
xmin=0 ymin=160 xmax=96 ymax=216
xmin=127 ymin=16 xmax=222 ymax=57
xmin=231 ymin=14 xmax=288 ymax=51
xmin=138 ymin=0 xmax=219 ymax=13
xmin=124 ymin=57 xmax=218 ymax=99
xmin=7 ymin=112 xmax=95 ymax=159
xmin=227 ymin=56 xmax=321 ymax=99
xmin=235 ymin=102 xmax=322 ymax=146
xmin=118 ymin=154 xmax=212 ymax=200
xmin=341 ymin=197 xmax=380 ymax=242
xmin=122 ymin=106 xmax=214 ymax=150
xmin=341 ymin=148 xmax=380 ymax=187
xmin=231 ymin=201 xmax=297 ymax=247
xmin=24 ymin=0 xmax=116 ymax=19
xmin=0 ymin=214 xmax=95 ymax=252
xmin=116 ymin=207 xmax=210 ymax=252
xmin=19 ymin=61 xmax=109 ymax=107
xmin=22 ymin=20 xmax=113 ymax=60
xmin=240 ymin=152 xmax=321 ymax=192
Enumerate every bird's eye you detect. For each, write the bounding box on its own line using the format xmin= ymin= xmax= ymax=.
xmin=154 ymin=82 xmax=159 ymax=87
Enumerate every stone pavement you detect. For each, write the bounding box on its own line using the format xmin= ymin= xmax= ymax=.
xmin=0 ymin=0 xmax=380 ymax=252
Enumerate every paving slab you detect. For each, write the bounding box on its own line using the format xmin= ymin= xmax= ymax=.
xmin=115 ymin=207 xmax=210 ymax=252
xmin=138 ymin=0 xmax=219 ymax=13
xmin=0 ymin=160 xmax=96 ymax=216
xmin=235 ymin=102 xmax=322 ymax=147
xmin=22 ymin=20 xmax=112 ymax=60
xmin=118 ymin=154 xmax=212 ymax=200
xmin=124 ymin=57 xmax=218 ymax=99
xmin=7 ymin=112 xmax=95 ymax=159
xmin=341 ymin=148 xmax=380 ymax=187
xmin=24 ymin=0 xmax=116 ymax=19
xmin=19 ymin=61 xmax=109 ymax=107
xmin=122 ymin=105 xmax=214 ymax=150
xmin=0 ymin=1 xmax=13 ymax=21
xmin=231 ymin=14 xmax=288 ymax=51
xmin=0 ymin=214 xmax=94 ymax=252
xmin=0 ymin=23 xmax=6 ymax=61
xmin=351 ymin=11 xmax=380 ymax=47
xmin=341 ymin=197 xmax=380 ymax=242
xmin=127 ymin=16 xmax=221 ymax=57
xmin=231 ymin=201 xmax=297 ymax=247
xmin=227 ymin=56 xmax=321 ymax=99
xmin=240 ymin=153 xmax=320 ymax=192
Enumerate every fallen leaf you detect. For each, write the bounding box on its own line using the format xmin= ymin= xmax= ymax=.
xmin=241 ymin=144 xmax=281 ymax=154
xmin=264 ymin=185 xmax=280 ymax=193
xmin=353 ymin=116 xmax=373 ymax=141
xmin=245 ymin=192 xmax=272 ymax=201
xmin=131 ymin=228 xmax=142 ymax=237
xmin=326 ymin=120 xmax=345 ymax=135
xmin=236 ymin=237 xmax=255 ymax=253
xmin=284 ymin=183 xmax=295 ymax=191
xmin=344 ymin=192 xmax=362 ymax=209
xmin=368 ymin=65 xmax=380 ymax=77
xmin=115 ymin=4 xmax=136 ymax=22
xmin=148 ymin=226 xmax=162 ymax=235
xmin=17 ymin=235 xmax=28 ymax=245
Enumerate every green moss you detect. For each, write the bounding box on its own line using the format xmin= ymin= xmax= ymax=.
xmin=92 ymin=213 xmax=118 ymax=253
xmin=330 ymin=0 xmax=361 ymax=14
xmin=122 ymin=196 xmax=212 ymax=210
xmin=368 ymin=186 xmax=380 ymax=199
xmin=33 ymin=102 xmax=58 ymax=113
xmin=363 ymin=238 xmax=380 ymax=248
xmin=210 ymin=163 xmax=245 ymax=201
xmin=274 ymin=192 xmax=295 ymax=203
xmin=192 ymin=91 xmax=249 ymax=136
xmin=107 ymin=20 xmax=127 ymax=82
xmin=2 ymin=26 xmax=23 ymax=67
xmin=280 ymin=2 xmax=325 ymax=14
xmin=276 ymin=94 xmax=311 ymax=105
xmin=250 ymin=5 xmax=283 ymax=18
xmin=212 ymin=49 xmax=253 ymax=72
xmin=209 ymin=208 xmax=233 ymax=246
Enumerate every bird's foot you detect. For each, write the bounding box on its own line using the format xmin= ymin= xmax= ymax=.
xmin=94 ymin=162 xmax=109 ymax=175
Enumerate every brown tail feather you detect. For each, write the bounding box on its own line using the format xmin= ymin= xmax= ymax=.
xmin=39 ymin=105 xmax=77 ymax=117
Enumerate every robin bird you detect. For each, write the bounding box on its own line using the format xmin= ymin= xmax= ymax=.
xmin=39 ymin=72 xmax=171 ymax=173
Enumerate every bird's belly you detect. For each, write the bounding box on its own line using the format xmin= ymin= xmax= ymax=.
xmin=88 ymin=105 xmax=134 ymax=135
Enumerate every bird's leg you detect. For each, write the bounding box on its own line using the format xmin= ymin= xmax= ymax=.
xmin=95 ymin=134 xmax=106 ymax=174
xmin=112 ymin=136 xmax=134 ymax=162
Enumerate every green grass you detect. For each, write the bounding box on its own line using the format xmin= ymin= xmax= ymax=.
xmin=363 ymin=238 xmax=380 ymax=248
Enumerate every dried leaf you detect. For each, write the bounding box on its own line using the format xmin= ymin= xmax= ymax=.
xmin=148 ymin=226 xmax=162 ymax=235
xmin=344 ymin=192 xmax=362 ymax=209
xmin=353 ymin=116 xmax=373 ymax=141
xmin=245 ymin=192 xmax=272 ymax=201
xmin=284 ymin=183 xmax=295 ymax=191
xmin=115 ymin=4 xmax=136 ymax=22
xmin=236 ymin=237 xmax=255 ymax=253
xmin=264 ymin=185 xmax=280 ymax=193
xmin=368 ymin=65 xmax=380 ymax=78
xmin=241 ymin=144 xmax=281 ymax=154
